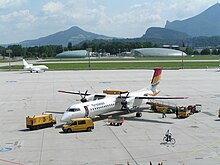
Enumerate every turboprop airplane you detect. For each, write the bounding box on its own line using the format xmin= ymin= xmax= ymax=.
xmin=23 ymin=59 xmax=48 ymax=73
xmin=58 ymin=68 xmax=187 ymax=122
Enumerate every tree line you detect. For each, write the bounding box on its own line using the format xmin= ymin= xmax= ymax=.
xmin=0 ymin=41 xmax=219 ymax=59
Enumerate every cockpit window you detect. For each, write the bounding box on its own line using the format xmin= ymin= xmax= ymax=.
xmin=67 ymin=108 xmax=80 ymax=112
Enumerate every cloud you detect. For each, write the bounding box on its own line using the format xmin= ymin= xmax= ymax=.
xmin=0 ymin=0 xmax=26 ymax=9
xmin=0 ymin=10 xmax=37 ymax=24
xmin=0 ymin=9 xmax=38 ymax=43
xmin=42 ymin=1 xmax=64 ymax=14
xmin=0 ymin=0 xmax=218 ymax=43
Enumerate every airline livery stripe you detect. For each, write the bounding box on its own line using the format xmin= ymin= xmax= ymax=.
xmin=151 ymin=75 xmax=161 ymax=85
xmin=153 ymin=69 xmax=162 ymax=77
xmin=151 ymin=68 xmax=162 ymax=85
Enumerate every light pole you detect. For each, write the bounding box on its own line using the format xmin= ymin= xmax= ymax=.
xmin=181 ymin=42 xmax=185 ymax=69
xmin=181 ymin=50 xmax=184 ymax=69
xmin=86 ymin=48 xmax=92 ymax=70
xmin=6 ymin=49 xmax=12 ymax=71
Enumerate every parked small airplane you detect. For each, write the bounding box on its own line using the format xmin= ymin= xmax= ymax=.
xmin=58 ymin=68 xmax=187 ymax=122
xmin=23 ymin=59 xmax=48 ymax=73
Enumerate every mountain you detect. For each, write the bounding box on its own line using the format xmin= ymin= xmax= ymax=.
xmin=19 ymin=26 xmax=113 ymax=47
xmin=165 ymin=3 xmax=220 ymax=37
xmin=142 ymin=27 xmax=190 ymax=40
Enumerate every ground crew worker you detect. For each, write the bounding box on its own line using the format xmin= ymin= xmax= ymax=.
xmin=162 ymin=109 xmax=166 ymax=118
xmin=176 ymin=107 xmax=179 ymax=118
xmin=158 ymin=161 xmax=163 ymax=165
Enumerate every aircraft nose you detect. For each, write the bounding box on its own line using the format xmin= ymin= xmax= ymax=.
xmin=60 ymin=112 xmax=70 ymax=122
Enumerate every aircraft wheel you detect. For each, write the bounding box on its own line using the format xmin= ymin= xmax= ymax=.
xmin=136 ymin=112 xmax=142 ymax=117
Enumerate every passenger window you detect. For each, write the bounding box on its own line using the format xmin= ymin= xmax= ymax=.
xmin=78 ymin=120 xmax=86 ymax=125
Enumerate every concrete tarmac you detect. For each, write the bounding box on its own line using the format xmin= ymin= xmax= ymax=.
xmin=0 ymin=69 xmax=220 ymax=165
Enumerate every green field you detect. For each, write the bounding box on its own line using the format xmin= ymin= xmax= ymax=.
xmin=0 ymin=61 xmax=219 ymax=70
xmin=0 ymin=55 xmax=220 ymax=70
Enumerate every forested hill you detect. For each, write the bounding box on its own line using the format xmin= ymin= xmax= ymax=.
xmin=165 ymin=3 xmax=220 ymax=37
xmin=19 ymin=26 xmax=113 ymax=47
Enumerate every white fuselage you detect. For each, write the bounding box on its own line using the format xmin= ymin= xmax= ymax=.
xmin=24 ymin=64 xmax=48 ymax=72
xmin=60 ymin=89 xmax=151 ymax=122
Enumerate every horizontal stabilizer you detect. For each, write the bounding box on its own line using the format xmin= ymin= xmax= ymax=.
xmin=135 ymin=96 xmax=188 ymax=100
xmin=45 ymin=111 xmax=64 ymax=114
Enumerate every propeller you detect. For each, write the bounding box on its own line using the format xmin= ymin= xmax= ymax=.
xmin=120 ymin=92 xmax=129 ymax=110
xmin=79 ymin=90 xmax=88 ymax=103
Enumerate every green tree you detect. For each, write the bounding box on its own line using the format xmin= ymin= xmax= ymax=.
xmin=185 ymin=47 xmax=193 ymax=55
xmin=7 ymin=45 xmax=24 ymax=58
xmin=193 ymin=50 xmax=200 ymax=55
xmin=212 ymin=49 xmax=218 ymax=55
xmin=201 ymin=48 xmax=210 ymax=55
xmin=67 ymin=42 xmax=72 ymax=50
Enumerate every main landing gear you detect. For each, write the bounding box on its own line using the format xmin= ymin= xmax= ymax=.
xmin=136 ymin=112 xmax=142 ymax=117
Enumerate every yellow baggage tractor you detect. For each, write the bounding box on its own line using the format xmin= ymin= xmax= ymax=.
xmin=178 ymin=106 xmax=190 ymax=118
xmin=148 ymin=102 xmax=170 ymax=113
xmin=26 ymin=113 xmax=56 ymax=130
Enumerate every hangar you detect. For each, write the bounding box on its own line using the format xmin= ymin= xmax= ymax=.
xmin=56 ymin=50 xmax=87 ymax=58
xmin=131 ymin=48 xmax=187 ymax=57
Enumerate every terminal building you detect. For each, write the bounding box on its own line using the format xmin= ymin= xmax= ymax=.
xmin=131 ymin=48 xmax=187 ymax=57
xmin=56 ymin=50 xmax=87 ymax=58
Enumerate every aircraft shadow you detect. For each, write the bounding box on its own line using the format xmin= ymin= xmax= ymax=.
xmin=18 ymin=126 xmax=55 ymax=132
xmin=124 ymin=116 xmax=173 ymax=124
xmin=95 ymin=109 xmax=173 ymax=124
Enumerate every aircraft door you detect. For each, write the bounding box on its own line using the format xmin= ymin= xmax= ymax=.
xmin=84 ymin=106 xmax=89 ymax=117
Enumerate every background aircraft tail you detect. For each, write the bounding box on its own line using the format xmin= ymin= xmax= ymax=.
xmin=150 ymin=68 xmax=162 ymax=95
xmin=23 ymin=59 xmax=29 ymax=66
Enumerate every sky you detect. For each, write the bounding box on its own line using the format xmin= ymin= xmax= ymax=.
xmin=0 ymin=0 xmax=218 ymax=44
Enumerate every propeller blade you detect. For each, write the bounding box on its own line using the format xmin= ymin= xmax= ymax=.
xmin=80 ymin=90 xmax=89 ymax=103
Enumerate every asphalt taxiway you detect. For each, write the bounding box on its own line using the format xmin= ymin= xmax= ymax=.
xmin=0 ymin=69 xmax=220 ymax=165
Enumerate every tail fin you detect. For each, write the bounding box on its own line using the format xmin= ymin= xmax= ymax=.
xmin=23 ymin=59 xmax=29 ymax=66
xmin=150 ymin=68 xmax=162 ymax=95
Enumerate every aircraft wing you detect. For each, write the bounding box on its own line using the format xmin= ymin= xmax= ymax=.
xmin=135 ymin=96 xmax=188 ymax=100
xmin=58 ymin=90 xmax=92 ymax=96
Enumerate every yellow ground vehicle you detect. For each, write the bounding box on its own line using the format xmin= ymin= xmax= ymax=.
xmin=62 ymin=118 xmax=94 ymax=133
xmin=26 ymin=113 xmax=56 ymax=130
xmin=178 ymin=106 xmax=190 ymax=118
xmin=149 ymin=102 xmax=171 ymax=113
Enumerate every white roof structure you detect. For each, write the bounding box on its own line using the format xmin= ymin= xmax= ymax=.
xmin=56 ymin=50 xmax=87 ymax=58
xmin=131 ymin=48 xmax=187 ymax=57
